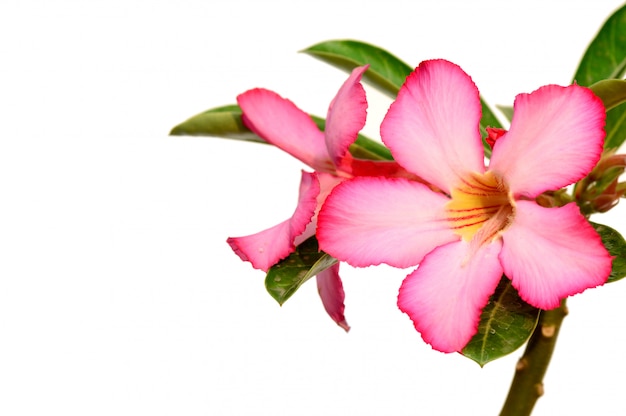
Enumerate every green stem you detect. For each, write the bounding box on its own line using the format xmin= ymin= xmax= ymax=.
xmin=499 ymin=299 xmax=568 ymax=416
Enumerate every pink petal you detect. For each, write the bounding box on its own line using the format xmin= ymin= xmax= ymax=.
xmin=380 ymin=59 xmax=485 ymax=194
xmin=293 ymin=172 xmax=344 ymax=247
xmin=397 ymin=240 xmax=503 ymax=353
xmin=317 ymin=176 xmax=458 ymax=269
xmin=315 ymin=172 xmax=346 ymax=209
xmin=325 ymin=65 xmax=369 ymax=168
xmin=500 ymin=200 xmax=612 ymax=309
xmin=489 ymin=85 xmax=606 ymax=198
xmin=227 ymin=171 xmax=320 ymax=271
xmin=316 ymin=263 xmax=350 ymax=332
xmin=237 ymin=89 xmax=333 ymax=171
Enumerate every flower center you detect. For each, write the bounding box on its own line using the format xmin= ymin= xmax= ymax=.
xmin=446 ymin=171 xmax=514 ymax=243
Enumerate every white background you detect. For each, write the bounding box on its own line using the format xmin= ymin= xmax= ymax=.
xmin=1 ymin=0 xmax=625 ymax=415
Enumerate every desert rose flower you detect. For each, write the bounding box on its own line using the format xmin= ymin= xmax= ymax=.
xmin=318 ymin=59 xmax=612 ymax=351
xmin=228 ymin=66 xmax=415 ymax=331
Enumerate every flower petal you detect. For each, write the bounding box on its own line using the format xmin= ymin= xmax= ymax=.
xmin=293 ymin=172 xmax=344 ymax=247
xmin=381 ymin=59 xmax=485 ymax=193
xmin=227 ymin=171 xmax=320 ymax=271
xmin=237 ymin=88 xmax=332 ymax=171
xmin=318 ymin=176 xmax=458 ymax=269
xmin=325 ymin=65 xmax=369 ymax=168
xmin=397 ymin=240 xmax=503 ymax=353
xmin=500 ymin=200 xmax=612 ymax=309
xmin=316 ymin=263 xmax=350 ymax=332
xmin=489 ymin=84 xmax=606 ymax=198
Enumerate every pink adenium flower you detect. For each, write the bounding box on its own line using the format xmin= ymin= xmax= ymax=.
xmin=318 ymin=59 xmax=613 ymax=352
xmin=228 ymin=66 xmax=414 ymax=331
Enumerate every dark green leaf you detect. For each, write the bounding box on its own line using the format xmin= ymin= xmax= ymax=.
xmin=604 ymin=101 xmax=626 ymax=150
xmin=302 ymin=39 xmax=502 ymax=156
xmin=572 ymin=3 xmax=626 ymax=85
xmin=302 ymin=39 xmax=412 ymax=98
xmin=590 ymin=79 xmax=626 ymax=111
xmin=265 ymin=237 xmax=338 ymax=305
xmin=462 ymin=277 xmax=540 ymax=367
xmin=591 ymin=222 xmax=626 ymax=283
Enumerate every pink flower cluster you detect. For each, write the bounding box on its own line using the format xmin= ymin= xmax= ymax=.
xmin=229 ymin=59 xmax=612 ymax=352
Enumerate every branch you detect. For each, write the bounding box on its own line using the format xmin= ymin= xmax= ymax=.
xmin=499 ymin=299 xmax=568 ymax=416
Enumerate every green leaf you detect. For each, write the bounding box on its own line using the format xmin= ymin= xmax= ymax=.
xmin=591 ymin=222 xmax=626 ymax=283
xmin=590 ymin=79 xmax=626 ymax=111
xmin=572 ymin=3 xmax=626 ymax=86
xmin=302 ymin=39 xmax=502 ymax=156
xmin=265 ymin=237 xmax=338 ymax=305
xmin=604 ymin=101 xmax=626 ymax=150
xmin=170 ymin=104 xmax=393 ymax=160
xmin=462 ymin=277 xmax=540 ymax=367
xmin=169 ymin=104 xmax=263 ymax=142
xmin=302 ymin=39 xmax=412 ymax=99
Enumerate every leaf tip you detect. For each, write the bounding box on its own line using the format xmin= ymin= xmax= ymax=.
xmin=169 ymin=125 xmax=183 ymax=136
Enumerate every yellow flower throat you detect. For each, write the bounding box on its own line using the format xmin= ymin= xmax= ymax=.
xmin=446 ymin=171 xmax=515 ymax=243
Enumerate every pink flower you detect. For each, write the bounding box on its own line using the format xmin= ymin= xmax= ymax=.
xmin=227 ymin=66 xmax=414 ymax=331
xmin=318 ymin=59 xmax=613 ymax=352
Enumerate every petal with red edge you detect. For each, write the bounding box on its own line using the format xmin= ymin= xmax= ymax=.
xmin=489 ymin=85 xmax=605 ymax=198
xmin=325 ymin=65 xmax=369 ymax=169
xmin=318 ymin=176 xmax=458 ymax=269
xmin=237 ymin=89 xmax=333 ymax=171
xmin=316 ymin=263 xmax=350 ymax=332
xmin=381 ymin=59 xmax=485 ymax=194
xmin=500 ymin=201 xmax=612 ymax=310
xmin=227 ymin=171 xmax=320 ymax=271
xmin=227 ymin=221 xmax=292 ymax=272
xmin=397 ymin=240 xmax=503 ymax=353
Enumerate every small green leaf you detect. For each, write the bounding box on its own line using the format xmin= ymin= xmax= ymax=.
xmin=265 ymin=237 xmax=338 ymax=305
xmin=169 ymin=105 xmax=263 ymax=142
xmin=572 ymin=3 xmax=626 ymax=86
xmin=462 ymin=277 xmax=540 ymax=367
xmin=590 ymin=79 xmax=626 ymax=112
xmin=302 ymin=39 xmax=412 ymax=99
xmin=302 ymin=39 xmax=502 ymax=156
xmin=591 ymin=222 xmax=626 ymax=283
xmin=590 ymin=166 xmax=624 ymax=199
